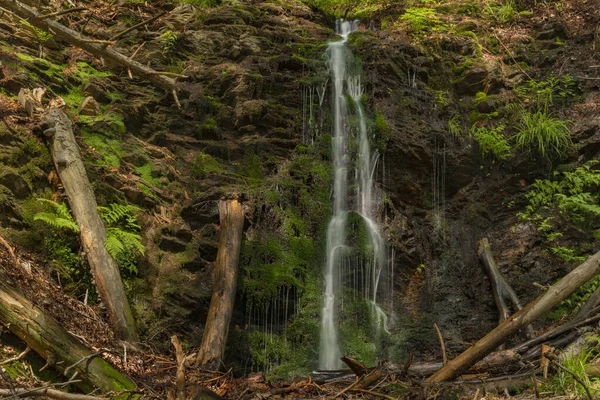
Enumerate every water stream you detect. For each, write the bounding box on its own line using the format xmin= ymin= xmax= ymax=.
xmin=319 ymin=20 xmax=390 ymax=370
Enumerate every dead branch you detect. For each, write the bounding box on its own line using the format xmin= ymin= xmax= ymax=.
xmin=109 ymin=11 xmax=167 ymax=42
xmin=0 ymin=387 xmax=101 ymax=399
xmin=0 ymin=347 xmax=31 ymax=366
xmin=433 ymin=323 xmax=447 ymax=366
xmin=478 ymin=238 xmax=535 ymax=339
xmin=353 ymin=388 xmax=396 ymax=400
xmin=171 ymin=335 xmax=186 ymax=400
xmin=340 ymin=356 xmax=368 ymax=377
xmin=0 ymin=0 xmax=177 ymax=91
xmin=426 ymin=249 xmax=600 ymax=382
xmin=0 ymin=230 xmax=17 ymax=265
xmin=39 ymin=7 xmax=86 ymax=19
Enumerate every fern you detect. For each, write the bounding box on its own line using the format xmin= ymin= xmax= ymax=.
xmin=98 ymin=203 xmax=141 ymax=230
xmin=33 ymin=199 xmax=79 ymax=232
xmin=100 ymin=204 xmax=144 ymax=275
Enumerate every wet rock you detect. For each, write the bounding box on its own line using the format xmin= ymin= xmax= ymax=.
xmin=454 ymin=66 xmax=488 ymax=96
xmin=159 ymin=236 xmax=188 ymax=253
xmin=83 ymin=81 xmax=111 ymax=104
xmin=181 ymin=200 xmax=220 ymax=230
xmin=198 ymin=237 xmax=219 ymax=262
xmin=0 ymin=171 xmax=29 ymax=199
xmin=535 ymin=22 xmax=567 ymax=41
xmin=78 ymin=96 xmax=101 ymax=116
xmin=181 ymin=256 xmax=211 ymax=273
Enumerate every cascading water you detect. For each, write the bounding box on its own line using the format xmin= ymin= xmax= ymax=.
xmin=319 ymin=19 xmax=390 ymax=370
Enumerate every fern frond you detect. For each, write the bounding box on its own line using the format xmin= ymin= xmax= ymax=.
xmin=33 ymin=211 xmax=79 ymax=232
xmin=106 ymin=227 xmax=145 ymax=256
xmin=98 ymin=203 xmax=141 ymax=230
xmin=36 ymin=198 xmax=75 ymax=221
xmin=104 ymin=234 xmax=126 ymax=259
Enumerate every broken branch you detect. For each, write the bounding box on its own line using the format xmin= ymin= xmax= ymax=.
xmin=110 ymin=11 xmax=167 ymax=42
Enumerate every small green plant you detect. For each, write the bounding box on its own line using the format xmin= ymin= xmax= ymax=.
xmin=33 ymin=199 xmax=79 ymax=232
xmin=549 ymin=336 xmax=600 ymax=396
xmin=515 ymin=75 xmax=579 ymax=109
xmin=191 ymin=152 xmax=223 ymax=178
xmin=484 ymin=0 xmax=517 ymax=24
xmin=514 ymin=107 xmax=571 ymax=161
xmin=34 ymin=200 xmax=144 ymax=275
xmin=448 ymin=115 xmax=464 ymax=138
xmin=159 ymin=30 xmax=178 ymax=53
xmin=98 ymin=204 xmax=144 ymax=275
xmin=401 ymin=8 xmax=443 ymax=33
xmin=471 ymin=125 xmax=511 ymax=160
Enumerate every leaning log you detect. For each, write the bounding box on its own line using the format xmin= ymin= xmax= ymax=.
xmin=0 ymin=279 xmax=136 ymax=392
xmin=0 ymin=0 xmax=176 ymax=91
xmin=41 ymin=104 xmax=137 ymax=341
xmin=478 ymin=238 xmax=535 ymax=338
xmin=195 ymin=200 xmax=245 ymax=369
xmin=426 ymin=249 xmax=600 ymax=382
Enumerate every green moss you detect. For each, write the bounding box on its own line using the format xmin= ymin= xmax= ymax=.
xmin=194 ymin=117 xmax=220 ymax=139
xmin=135 ymin=162 xmax=163 ymax=187
xmin=190 ymin=152 xmax=223 ymax=178
xmin=82 ymin=131 xmax=125 ymax=168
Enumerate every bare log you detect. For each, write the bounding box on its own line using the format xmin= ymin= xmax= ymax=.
xmin=478 ymin=238 xmax=535 ymax=339
xmin=0 ymin=279 xmax=136 ymax=392
xmin=0 ymin=0 xmax=176 ymax=91
xmin=195 ymin=200 xmax=245 ymax=369
xmin=41 ymin=104 xmax=137 ymax=340
xmin=574 ymin=286 xmax=600 ymax=321
xmin=426 ymin=249 xmax=600 ymax=382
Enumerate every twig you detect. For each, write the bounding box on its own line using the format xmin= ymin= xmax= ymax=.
xmin=0 ymin=367 xmax=18 ymax=400
xmin=171 ymin=335 xmax=185 ymax=400
xmin=0 ymin=347 xmax=31 ymax=366
xmin=39 ymin=7 xmax=86 ymax=19
xmin=493 ymin=32 xmax=533 ymax=80
xmin=79 ymin=39 xmax=114 ymax=45
xmin=235 ymin=388 xmax=249 ymax=400
xmin=63 ymin=350 xmax=105 ymax=377
xmin=148 ymin=71 xmax=188 ymax=79
xmin=433 ymin=323 xmax=447 ymax=366
xmin=353 ymin=388 xmax=396 ymax=400
xmin=129 ymin=41 xmax=146 ymax=60
xmin=402 ymin=352 xmax=413 ymax=376
xmin=110 ymin=11 xmax=167 ymax=41
xmin=0 ymin=231 xmax=17 ymax=264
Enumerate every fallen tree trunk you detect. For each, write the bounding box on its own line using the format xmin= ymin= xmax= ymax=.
xmin=0 ymin=279 xmax=136 ymax=393
xmin=0 ymin=388 xmax=101 ymax=400
xmin=478 ymin=238 xmax=535 ymax=339
xmin=38 ymin=101 xmax=136 ymax=341
xmin=426 ymin=249 xmax=600 ymax=382
xmin=0 ymin=0 xmax=177 ymax=91
xmin=195 ymin=200 xmax=245 ymax=369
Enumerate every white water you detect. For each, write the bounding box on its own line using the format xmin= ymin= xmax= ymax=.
xmin=319 ymin=20 xmax=390 ymax=370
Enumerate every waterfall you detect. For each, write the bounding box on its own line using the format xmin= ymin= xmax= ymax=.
xmin=319 ymin=19 xmax=390 ymax=370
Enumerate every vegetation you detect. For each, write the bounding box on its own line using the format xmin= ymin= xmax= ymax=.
xmin=513 ymin=107 xmax=571 ymax=161
xmin=471 ymin=125 xmax=511 ymax=161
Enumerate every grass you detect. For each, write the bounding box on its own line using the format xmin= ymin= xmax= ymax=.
xmin=514 ymin=107 xmax=571 ymax=161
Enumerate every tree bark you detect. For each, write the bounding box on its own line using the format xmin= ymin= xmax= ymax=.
xmin=0 ymin=280 xmax=136 ymax=393
xmin=478 ymin=238 xmax=535 ymax=338
xmin=195 ymin=200 xmax=244 ymax=369
xmin=0 ymin=0 xmax=176 ymax=91
xmin=426 ymin=249 xmax=600 ymax=382
xmin=43 ymin=106 xmax=137 ymax=341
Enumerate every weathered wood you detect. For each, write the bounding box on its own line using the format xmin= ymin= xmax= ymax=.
xmin=0 ymin=279 xmax=136 ymax=392
xmin=478 ymin=238 xmax=535 ymax=339
xmin=340 ymin=356 xmax=368 ymax=377
xmin=574 ymin=286 xmax=600 ymax=321
xmin=0 ymin=0 xmax=177 ymax=91
xmin=426 ymin=249 xmax=600 ymax=382
xmin=171 ymin=335 xmax=185 ymax=400
xmin=195 ymin=200 xmax=245 ymax=369
xmin=0 ymin=388 xmax=101 ymax=400
xmin=42 ymin=105 xmax=137 ymax=341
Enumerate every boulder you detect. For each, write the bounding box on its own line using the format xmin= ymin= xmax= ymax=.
xmin=0 ymin=171 xmax=29 ymax=199
xmin=78 ymin=96 xmax=101 ymax=116
xmin=454 ymin=66 xmax=488 ymax=96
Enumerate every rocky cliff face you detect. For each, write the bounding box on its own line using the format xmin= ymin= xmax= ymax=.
xmin=0 ymin=0 xmax=599 ymax=379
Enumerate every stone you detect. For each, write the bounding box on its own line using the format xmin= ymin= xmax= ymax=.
xmin=78 ymin=96 xmax=101 ymax=116
xmin=0 ymin=172 xmax=30 ymax=199
xmin=535 ymin=22 xmax=567 ymax=41
xmin=455 ymin=66 xmax=488 ymax=96
xmin=83 ymin=81 xmax=111 ymax=104
xmin=159 ymin=236 xmax=188 ymax=253
xmin=181 ymin=200 xmax=220 ymax=230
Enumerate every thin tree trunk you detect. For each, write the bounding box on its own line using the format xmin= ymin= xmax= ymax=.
xmin=195 ymin=200 xmax=244 ymax=369
xmin=0 ymin=0 xmax=176 ymax=91
xmin=0 ymin=280 xmax=136 ymax=392
xmin=43 ymin=106 xmax=137 ymax=340
xmin=426 ymin=250 xmax=600 ymax=382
